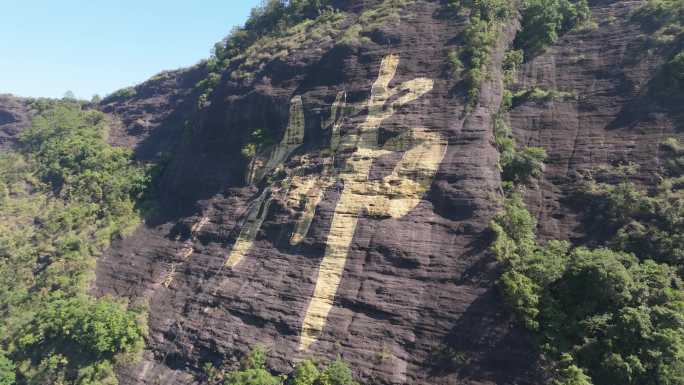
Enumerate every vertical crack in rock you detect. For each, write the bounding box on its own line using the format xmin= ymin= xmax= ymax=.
xmin=224 ymin=95 xmax=305 ymax=268
xmin=247 ymin=96 xmax=305 ymax=185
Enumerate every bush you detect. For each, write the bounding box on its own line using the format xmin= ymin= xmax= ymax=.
xmin=0 ymin=353 xmax=15 ymax=385
xmin=575 ymin=169 xmax=684 ymax=269
xmin=317 ymin=360 xmax=358 ymax=385
xmin=220 ymin=350 xmax=358 ymax=385
xmin=20 ymin=105 xmax=148 ymax=220
xmin=503 ymin=49 xmax=524 ymax=84
xmin=289 ymin=360 xmax=319 ymax=385
xmin=512 ymin=87 xmax=577 ymax=105
xmin=492 ymin=89 xmax=547 ymax=188
xmin=18 ymin=296 xmax=145 ymax=358
xmin=15 ymin=295 xmax=145 ymax=384
xmin=461 ymin=16 xmax=499 ymax=105
xmin=501 ymin=146 xmax=547 ymax=185
xmin=661 ymin=137 xmax=684 ymax=176
xmin=198 ymin=0 xmax=338 ymax=106
xmin=632 ymin=0 xmax=684 ymax=31
xmin=446 ymin=1 xmax=513 ymax=108
xmin=553 ymin=355 xmax=593 ymax=385
xmin=667 ymin=51 xmax=684 ymax=89
xmin=101 ymin=87 xmax=137 ymax=103
xmin=515 ymin=0 xmax=591 ymax=57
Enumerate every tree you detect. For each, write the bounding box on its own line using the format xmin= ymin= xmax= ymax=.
xmin=0 ymin=353 xmax=15 ymax=385
xmin=317 ymin=360 xmax=358 ymax=385
xmin=289 ymin=360 xmax=319 ymax=385
xmin=63 ymin=90 xmax=76 ymax=100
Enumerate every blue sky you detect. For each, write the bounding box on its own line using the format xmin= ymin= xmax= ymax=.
xmin=0 ymin=1 xmax=260 ymax=100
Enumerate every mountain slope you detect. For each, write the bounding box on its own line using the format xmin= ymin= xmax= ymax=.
xmin=79 ymin=1 xmax=684 ymax=384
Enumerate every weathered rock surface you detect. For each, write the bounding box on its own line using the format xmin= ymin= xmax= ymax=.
xmin=508 ymin=0 xmax=684 ymax=242
xmin=100 ymin=66 xmax=207 ymax=161
xmin=0 ymin=94 xmax=30 ymax=150
xmin=93 ymin=1 xmax=684 ymax=384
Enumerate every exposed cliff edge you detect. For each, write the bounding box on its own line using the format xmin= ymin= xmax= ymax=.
xmin=0 ymin=95 xmax=30 ymax=150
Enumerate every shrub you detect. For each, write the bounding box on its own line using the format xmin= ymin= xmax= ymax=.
xmin=512 ymin=87 xmax=577 ymax=106
xmin=553 ymin=355 xmax=593 ymax=385
xmin=289 ymin=360 xmax=319 ymax=385
xmin=515 ymin=0 xmax=591 ymax=58
xmin=447 ymin=49 xmax=464 ymax=78
xmin=15 ymin=296 xmax=145 ymax=384
xmin=446 ymin=1 xmax=513 ymax=108
xmin=0 ymin=101 xmax=152 ymax=385
xmin=0 ymin=353 xmax=14 ymax=385
xmin=661 ymin=137 xmax=684 ymax=176
xmin=102 ymin=87 xmax=137 ymax=103
xmin=501 ymin=146 xmax=547 ymax=185
xmin=632 ymin=0 xmax=684 ymax=31
xmin=18 ymin=296 xmax=145 ymax=359
xmin=461 ymin=16 xmax=499 ymax=105
xmin=574 ymin=169 xmax=684 ymax=268
xmin=19 ymin=105 xmax=148 ymax=219
xmin=220 ymin=350 xmax=358 ymax=385
xmin=197 ymin=0 xmax=339 ymax=105
xmin=503 ymin=49 xmax=524 ymax=84
xmin=317 ymin=360 xmax=358 ymax=385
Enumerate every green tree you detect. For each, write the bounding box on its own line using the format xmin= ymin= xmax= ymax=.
xmin=289 ymin=360 xmax=319 ymax=385
xmin=0 ymin=353 xmax=15 ymax=385
xmin=515 ymin=0 xmax=591 ymax=57
xmin=318 ymin=360 xmax=358 ymax=385
xmin=224 ymin=347 xmax=283 ymax=385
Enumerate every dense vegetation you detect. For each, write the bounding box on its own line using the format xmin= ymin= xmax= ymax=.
xmin=632 ymin=0 xmax=684 ymax=31
xmin=202 ymin=348 xmax=358 ymax=385
xmin=0 ymin=100 xmax=149 ymax=385
xmin=446 ymin=0 xmax=513 ymax=108
xmin=514 ymin=0 xmax=591 ymax=58
xmin=491 ymin=137 xmax=684 ymax=385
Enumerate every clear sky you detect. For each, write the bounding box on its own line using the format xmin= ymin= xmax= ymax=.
xmin=0 ymin=1 xmax=261 ymax=100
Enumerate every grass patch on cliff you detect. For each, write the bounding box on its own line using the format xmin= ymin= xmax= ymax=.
xmin=511 ymin=87 xmax=577 ymax=106
xmin=492 ymin=88 xmax=547 ymax=190
xmin=0 ymin=100 xmax=150 ymax=385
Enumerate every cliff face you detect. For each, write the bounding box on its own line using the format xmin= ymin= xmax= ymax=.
xmin=92 ymin=1 xmax=683 ymax=385
xmin=510 ymin=0 xmax=684 ymax=244
xmin=0 ymin=95 xmax=29 ymax=150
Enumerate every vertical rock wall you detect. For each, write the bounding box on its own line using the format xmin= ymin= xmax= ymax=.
xmin=96 ymin=1 xmax=684 ymax=384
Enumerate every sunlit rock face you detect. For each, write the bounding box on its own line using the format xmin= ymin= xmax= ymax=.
xmin=94 ymin=1 xmax=683 ymax=385
xmin=0 ymin=95 xmax=30 ymax=150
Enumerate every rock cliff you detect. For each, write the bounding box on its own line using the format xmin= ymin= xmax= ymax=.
xmin=86 ymin=1 xmax=683 ymax=384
